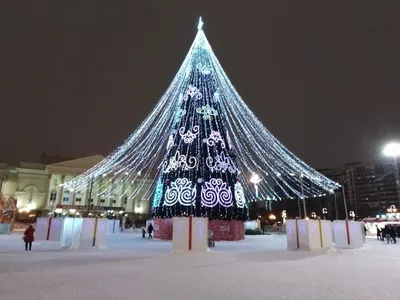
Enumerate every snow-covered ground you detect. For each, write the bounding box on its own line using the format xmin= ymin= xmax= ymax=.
xmin=1 ymin=232 xmax=400 ymax=300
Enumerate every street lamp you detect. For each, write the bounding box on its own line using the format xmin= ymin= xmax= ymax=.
xmin=322 ymin=207 xmax=328 ymax=219
xmin=299 ymin=174 xmax=307 ymax=219
xmin=383 ymin=142 xmax=400 ymax=159
xmin=269 ymin=214 xmax=276 ymax=221
xmin=383 ymin=141 xmax=400 ymax=207
xmin=250 ymin=173 xmax=262 ymax=199
xmin=281 ymin=210 xmax=287 ymax=224
xmin=383 ymin=142 xmax=400 ymax=185
xmin=387 ymin=205 xmax=397 ymax=213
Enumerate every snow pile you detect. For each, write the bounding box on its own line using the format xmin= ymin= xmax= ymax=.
xmin=0 ymin=233 xmax=399 ymax=300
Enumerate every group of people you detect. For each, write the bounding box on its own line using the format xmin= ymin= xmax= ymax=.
xmin=376 ymin=225 xmax=399 ymax=243
xmin=142 ymin=223 xmax=154 ymax=238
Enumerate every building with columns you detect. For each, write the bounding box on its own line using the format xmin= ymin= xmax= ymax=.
xmin=0 ymin=155 xmax=152 ymax=222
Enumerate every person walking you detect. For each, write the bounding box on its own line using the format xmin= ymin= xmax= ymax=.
xmin=147 ymin=223 xmax=154 ymax=238
xmin=23 ymin=225 xmax=35 ymax=251
xmin=389 ymin=225 xmax=397 ymax=244
xmin=376 ymin=226 xmax=381 ymax=240
xmin=142 ymin=227 xmax=146 ymax=238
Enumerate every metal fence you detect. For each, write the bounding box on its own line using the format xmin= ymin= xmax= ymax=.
xmin=263 ymin=225 xmax=286 ymax=235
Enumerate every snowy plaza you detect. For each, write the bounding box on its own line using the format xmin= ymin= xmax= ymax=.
xmin=1 ymin=13 xmax=399 ymax=300
xmin=1 ymin=231 xmax=400 ymax=300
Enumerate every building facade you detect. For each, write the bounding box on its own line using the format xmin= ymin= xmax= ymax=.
xmin=319 ymin=160 xmax=400 ymax=218
xmin=0 ymin=155 xmax=152 ymax=222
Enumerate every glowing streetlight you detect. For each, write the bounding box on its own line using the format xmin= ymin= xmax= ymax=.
xmin=387 ymin=205 xmax=397 ymax=213
xmin=383 ymin=142 xmax=400 ymax=158
xmin=322 ymin=207 xmax=328 ymax=219
xmin=383 ymin=141 xmax=400 ymax=202
xmin=281 ymin=210 xmax=287 ymax=224
xmin=269 ymin=214 xmax=276 ymax=220
xmin=250 ymin=173 xmax=262 ymax=199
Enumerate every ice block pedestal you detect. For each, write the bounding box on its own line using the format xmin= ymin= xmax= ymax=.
xmin=286 ymin=219 xmax=333 ymax=250
xmin=172 ymin=217 xmax=208 ymax=253
xmin=107 ymin=219 xmax=120 ymax=235
xmin=332 ymin=220 xmax=365 ymax=249
xmin=35 ymin=217 xmax=64 ymax=241
xmin=60 ymin=218 xmax=108 ymax=250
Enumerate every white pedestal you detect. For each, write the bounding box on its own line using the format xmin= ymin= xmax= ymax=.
xmin=35 ymin=217 xmax=49 ymax=241
xmin=320 ymin=220 xmax=334 ymax=248
xmin=191 ymin=217 xmax=208 ymax=252
xmin=332 ymin=220 xmax=365 ymax=249
xmin=36 ymin=217 xmax=64 ymax=241
xmin=286 ymin=219 xmax=333 ymax=250
xmin=95 ymin=218 xmax=108 ymax=248
xmin=80 ymin=218 xmax=96 ymax=248
xmin=49 ymin=218 xmax=64 ymax=241
xmin=107 ymin=219 xmax=120 ymax=234
xmin=172 ymin=217 xmax=190 ymax=253
xmin=172 ymin=217 xmax=208 ymax=253
xmin=286 ymin=219 xmax=299 ymax=250
xmin=71 ymin=218 xmax=84 ymax=249
xmin=60 ymin=218 xmax=108 ymax=250
xmin=61 ymin=218 xmax=76 ymax=249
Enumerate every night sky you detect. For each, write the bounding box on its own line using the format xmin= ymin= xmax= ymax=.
xmin=1 ymin=1 xmax=400 ymax=168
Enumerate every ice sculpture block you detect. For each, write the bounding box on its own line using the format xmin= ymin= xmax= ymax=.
xmin=332 ymin=220 xmax=364 ymax=249
xmin=172 ymin=217 xmax=208 ymax=253
xmin=286 ymin=219 xmax=333 ymax=250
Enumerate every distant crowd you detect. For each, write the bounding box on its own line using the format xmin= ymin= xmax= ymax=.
xmin=376 ymin=225 xmax=400 ymax=243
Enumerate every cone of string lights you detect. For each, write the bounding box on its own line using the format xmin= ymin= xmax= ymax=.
xmin=63 ymin=18 xmax=339 ymax=240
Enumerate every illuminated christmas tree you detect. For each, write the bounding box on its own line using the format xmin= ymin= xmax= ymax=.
xmin=63 ymin=18 xmax=339 ymax=221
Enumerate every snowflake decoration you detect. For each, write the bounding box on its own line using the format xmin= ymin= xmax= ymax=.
xmin=212 ymin=91 xmax=220 ymax=102
xmin=201 ymin=178 xmax=233 ymax=208
xmin=164 ymin=178 xmax=196 ymax=206
xmin=196 ymin=105 xmax=218 ymax=120
xmin=206 ymin=151 xmax=237 ymax=174
xmin=184 ymin=85 xmax=202 ymax=101
xmin=206 ymin=130 xmax=226 ymax=148
xmin=179 ymin=125 xmax=200 ymax=144
xmin=163 ymin=150 xmax=197 ymax=173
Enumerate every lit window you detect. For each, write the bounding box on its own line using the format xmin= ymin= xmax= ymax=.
xmin=50 ymin=190 xmax=57 ymax=201
xmin=63 ymin=191 xmax=70 ymax=203
xmin=75 ymin=192 xmax=82 ymax=203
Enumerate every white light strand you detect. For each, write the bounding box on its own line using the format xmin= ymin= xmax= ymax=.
xmin=64 ymin=19 xmax=339 ymax=209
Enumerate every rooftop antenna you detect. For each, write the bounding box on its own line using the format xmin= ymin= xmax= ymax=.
xmin=198 ymin=17 xmax=204 ymax=31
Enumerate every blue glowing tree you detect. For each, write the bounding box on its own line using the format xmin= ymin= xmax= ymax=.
xmin=63 ymin=18 xmax=339 ymax=219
